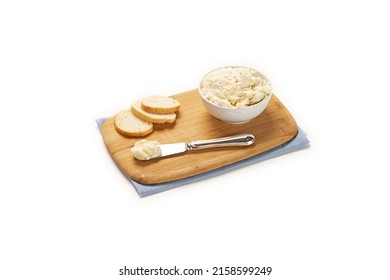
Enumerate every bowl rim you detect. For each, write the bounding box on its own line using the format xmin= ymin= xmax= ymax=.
xmin=198 ymin=65 xmax=272 ymax=110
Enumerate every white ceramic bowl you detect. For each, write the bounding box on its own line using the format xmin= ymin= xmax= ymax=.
xmin=199 ymin=66 xmax=272 ymax=124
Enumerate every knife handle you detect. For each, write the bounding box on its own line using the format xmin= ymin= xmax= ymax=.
xmin=186 ymin=133 xmax=255 ymax=150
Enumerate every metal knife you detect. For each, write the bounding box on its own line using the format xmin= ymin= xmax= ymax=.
xmin=158 ymin=133 xmax=255 ymax=158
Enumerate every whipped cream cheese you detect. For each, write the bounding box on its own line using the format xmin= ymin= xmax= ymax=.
xmin=131 ymin=139 xmax=162 ymax=160
xmin=200 ymin=66 xmax=271 ymax=108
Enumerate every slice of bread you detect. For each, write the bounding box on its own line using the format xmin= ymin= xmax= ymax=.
xmin=131 ymin=100 xmax=176 ymax=124
xmin=114 ymin=110 xmax=153 ymax=137
xmin=141 ymin=95 xmax=180 ymax=114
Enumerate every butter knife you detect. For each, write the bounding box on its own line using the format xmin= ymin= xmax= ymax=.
xmin=158 ymin=133 xmax=255 ymax=158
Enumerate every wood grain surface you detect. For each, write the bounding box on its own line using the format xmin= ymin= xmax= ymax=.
xmin=101 ymin=89 xmax=298 ymax=184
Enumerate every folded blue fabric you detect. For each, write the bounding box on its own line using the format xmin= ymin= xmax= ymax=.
xmin=96 ymin=118 xmax=310 ymax=197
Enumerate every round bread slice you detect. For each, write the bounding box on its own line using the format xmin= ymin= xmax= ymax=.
xmin=114 ymin=110 xmax=153 ymax=137
xmin=131 ymin=100 xmax=176 ymax=124
xmin=141 ymin=95 xmax=180 ymax=114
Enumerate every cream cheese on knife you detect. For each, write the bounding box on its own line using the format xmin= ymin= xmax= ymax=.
xmin=131 ymin=139 xmax=162 ymax=160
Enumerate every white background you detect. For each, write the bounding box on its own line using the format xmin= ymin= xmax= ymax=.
xmin=1 ymin=1 xmax=389 ymax=279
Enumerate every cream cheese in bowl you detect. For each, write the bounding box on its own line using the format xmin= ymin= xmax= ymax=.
xmin=199 ymin=66 xmax=272 ymax=124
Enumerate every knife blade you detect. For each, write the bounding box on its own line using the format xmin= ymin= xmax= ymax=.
xmin=159 ymin=143 xmax=187 ymax=157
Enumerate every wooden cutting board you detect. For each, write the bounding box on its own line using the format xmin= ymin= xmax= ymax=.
xmin=101 ymin=89 xmax=297 ymax=184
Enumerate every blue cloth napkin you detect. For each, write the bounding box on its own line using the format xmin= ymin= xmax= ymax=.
xmin=96 ymin=118 xmax=310 ymax=197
